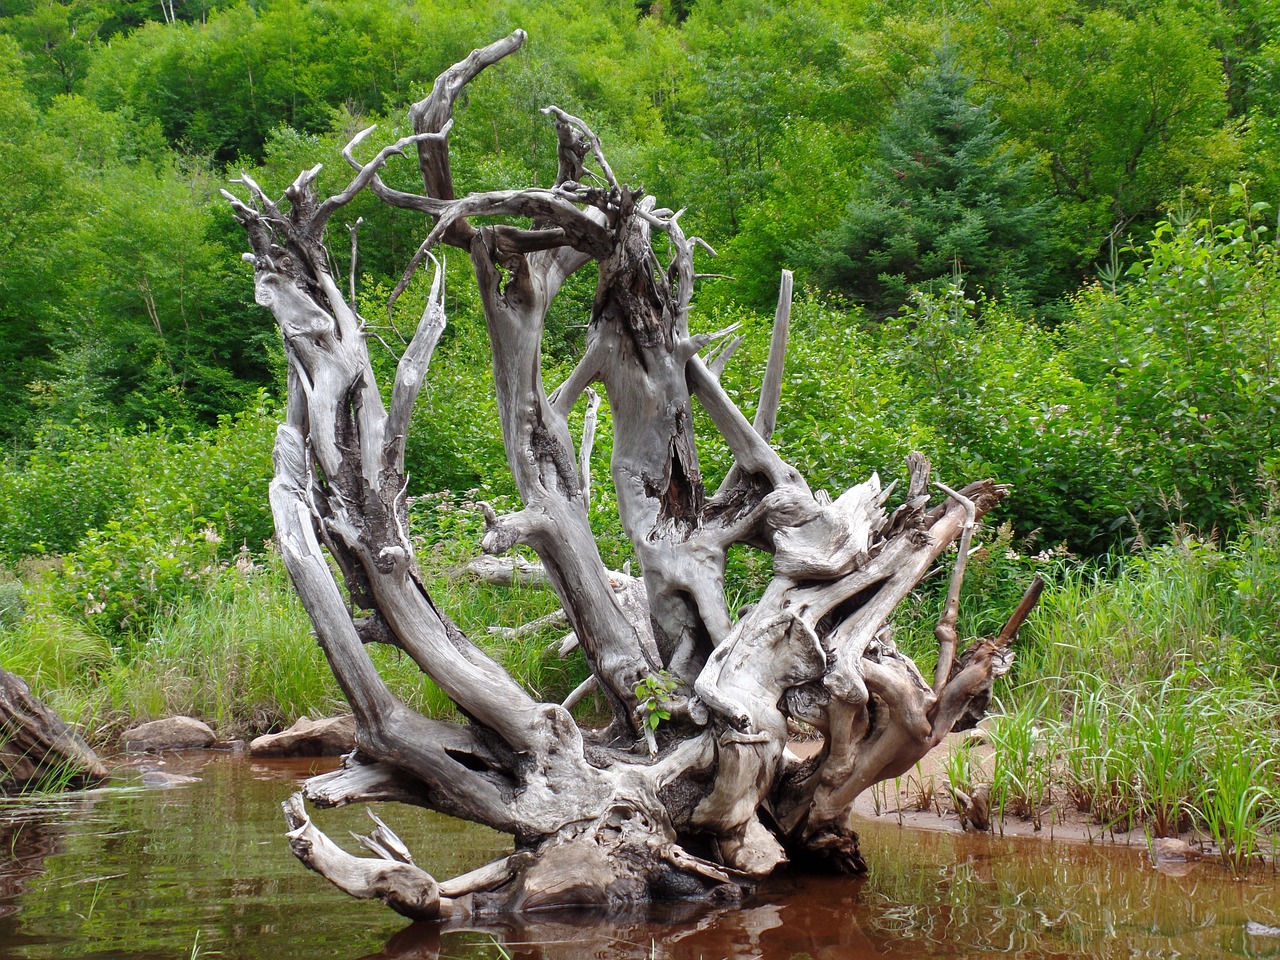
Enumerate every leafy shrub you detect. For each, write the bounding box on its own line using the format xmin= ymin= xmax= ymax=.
xmin=56 ymin=505 xmax=224 ymax=643
xmin=0 ymin=402 xmax=275 ymax=564
xmin=880 ymin=280 xmax=1129 ymax=548
xmin=1065 ymin=201 xmax=1280 ymax=538
xmin=0 ymin=400 xmax=276 ymax=643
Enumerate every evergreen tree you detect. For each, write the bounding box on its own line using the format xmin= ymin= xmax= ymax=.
xmin=805 ymin=44 xmax=1056 ymax=316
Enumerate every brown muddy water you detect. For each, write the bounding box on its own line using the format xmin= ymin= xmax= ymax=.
xmin=1 ymin=754 xmax=1279 ymax=960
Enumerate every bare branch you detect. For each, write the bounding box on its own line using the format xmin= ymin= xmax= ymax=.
xmin=346 ymin=217 xmax=363 ymax=306
xmin=931 ymin=481 xmax=977 ymax=693
xmin=487 ymin=608 xmax=570 ymax=640
xmin=579 ymin=387 xmax=601 ymax=509
xmin=389 ymin=187 xmax=612 ymax=316
xmin=705 ymin=334 xmax=746 ymax=380
xmin=385 ymin=253 xmax=446 ymax=472
xmin=541 ymin=105 xmax=620 ymax=191
xmin=996 ymin=573 xmax=1045 ymax=646
xmin=561 ymin=675 xmax=598 ymax=711
xmin=754 ymin=270 xmax=792 ymax=441
xmin=409 ymin=30 xmax=528 ymax=248
xmin=314 ymin=127 xmax=449 ymax=226
xmin=284 ymin=793 xmax=442 ymax=921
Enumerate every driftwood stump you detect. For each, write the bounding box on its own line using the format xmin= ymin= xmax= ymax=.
xmin=225 ymin=31 xmax=1040 ymax=920
xmin=0 ymin=668 xmax=106 ymax=793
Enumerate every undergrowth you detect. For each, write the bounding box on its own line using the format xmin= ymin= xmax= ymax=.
xmin=920 ymin=517 xmax=1280 ymax=875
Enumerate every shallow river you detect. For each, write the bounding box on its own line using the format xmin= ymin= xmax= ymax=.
xmin=1 ymin=754 xmax=1279 ymax=959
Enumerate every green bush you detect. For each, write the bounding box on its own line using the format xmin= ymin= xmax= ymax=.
xmin=56 ymin=504 xmax=224 ymax=642
xmin=1066 ymin=201 xmax=1280 ymax=538
xmin=879 ymin=281 xmax=1129 ymax=547
xmin=0 ymin=402 xmax=275 ymax=564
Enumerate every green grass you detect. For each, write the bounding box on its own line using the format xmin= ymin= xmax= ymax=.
xmin=987 ymin=695 xmax=1056 ymax=829
xmin=1197 ymin=728 xmax=1279 ymax=877
xmin=0 ymin=530 xmax=595 ymax=744
xmin=952 ymin=520 xmax=1280 ymax=872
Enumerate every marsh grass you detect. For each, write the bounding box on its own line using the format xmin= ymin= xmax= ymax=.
xmin=0 ymin=733 xmax=100 ymax=794
xmin=0 ymin=542 xmax=593 ymax=743
xmin=987 ymin=695 xmax=1057 ymax=828
xmin=942 ymin=739 xmax=975 ymax=797
xmin=902 ymin=762 xmax=939 ymax=813
xmin=1059 ymin=683 xmax=1129 ymax=824
xmin=965 ymin=520 xmax=1280 ymax=871
xmin=983 ymin=672 xmax=1280 ymax=869
xmin=1196 ymin=728 xmax=1280 ymax=877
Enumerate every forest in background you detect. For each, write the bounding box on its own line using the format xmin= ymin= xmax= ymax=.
xmin=2 ymin=0 xmax=1280 ymax=850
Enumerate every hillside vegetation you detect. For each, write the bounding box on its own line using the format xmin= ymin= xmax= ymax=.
xmin=1 ymin=0 xmax=1279 ymax=859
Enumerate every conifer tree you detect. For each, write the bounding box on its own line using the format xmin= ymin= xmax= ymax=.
xmin=807 ymin=44 xmax=1054 ymax=316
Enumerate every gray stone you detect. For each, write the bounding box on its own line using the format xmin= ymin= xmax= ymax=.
xmin=122 ymin=716 xmax=216 ymax=752
xmin=249 ymin=715 xmax=356 ymax=758
xmin=141 ymin=771 xmax=202 ymax=787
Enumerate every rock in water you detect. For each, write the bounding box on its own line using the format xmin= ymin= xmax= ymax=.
xmin=0 ymin=668 xmax=107 ymax=792
xmin=122 ymin=716 xmax=217 ymax=752
xmin=141 ymin=771 xmax=202 ymax=787
xmin=249 ymin=715 xmax=356 ymax=757
xmin=1151 ymin=838 xmax=1204 ymax=863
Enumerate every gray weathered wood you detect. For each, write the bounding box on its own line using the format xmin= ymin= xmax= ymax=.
xmin=0 ymin=668 xmax=107 ymax=792
xmin=226 ymin=31 xmax=1039 ymax=919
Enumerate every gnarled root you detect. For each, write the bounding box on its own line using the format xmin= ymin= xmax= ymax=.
xmin=791 ymin=822 xmax=867 ymax=875
xmin=283 ymin=793 xmax=442 ymax=921
xmin=283 ymin=793 xmax=746 ymax=921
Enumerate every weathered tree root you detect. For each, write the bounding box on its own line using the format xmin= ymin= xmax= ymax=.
xmin=284 ymin=793 xmax=441 ymax=920
xmin=226 ymin=30 xmax=1041 ymax=919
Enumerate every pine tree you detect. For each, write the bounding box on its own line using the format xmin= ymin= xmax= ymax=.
xmin=807 ymin=44 xmax=1055 ymax=316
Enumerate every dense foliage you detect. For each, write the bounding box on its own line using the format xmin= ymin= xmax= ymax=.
xmin=0 ymin=0 xmax=1277 ymax=629
xmin=1 ymin=2 xmax=1278 ymax=860
xmin=0 ymin=0 xmax=1275 ymax=691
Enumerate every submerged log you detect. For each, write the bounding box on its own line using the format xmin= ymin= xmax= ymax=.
xmin=0 ymin=668 xmax=106 ymax=792
xmin=225 ymin=30 xmax=1040 ymax=919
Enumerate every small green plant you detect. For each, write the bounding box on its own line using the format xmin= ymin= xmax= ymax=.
xmin=634 ymin=671 xmax=678 ymax=756
xmin=83 ymin=878 xmax=106 ymax=922
xmin=942 ymin=739 xmax=975 ymax=796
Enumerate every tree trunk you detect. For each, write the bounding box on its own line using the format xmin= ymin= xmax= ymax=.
xmin=224 ymin=30 xmax=1039 ymax=919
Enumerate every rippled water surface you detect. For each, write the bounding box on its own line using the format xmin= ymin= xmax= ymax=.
xmin=2 ymin=754 xmax=1279 ymax=959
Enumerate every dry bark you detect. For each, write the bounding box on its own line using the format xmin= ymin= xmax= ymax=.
xmin=225 ymin=30 xmax=1039 ymax=918
xmin=0 ymin=668 xmax=107 ymax=792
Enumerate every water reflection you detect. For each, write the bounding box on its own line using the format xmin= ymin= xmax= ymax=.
xmin=0 ymin=755 xmax=1277 ymax=960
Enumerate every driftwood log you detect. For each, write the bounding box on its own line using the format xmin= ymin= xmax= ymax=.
xmin=0 ymin=668 xmax=107 ymax=793
xmin=225 ymin=32 xmax=1038 ymax=920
